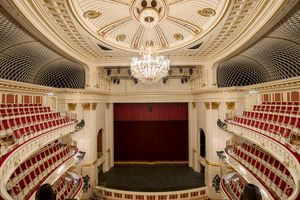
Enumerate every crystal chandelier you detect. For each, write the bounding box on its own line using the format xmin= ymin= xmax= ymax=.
xmin=130 ymin=41 xmax=170 ymax=85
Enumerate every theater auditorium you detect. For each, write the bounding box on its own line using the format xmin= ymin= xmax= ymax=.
xmin=0 ymin=0 xmax=299 ymax=200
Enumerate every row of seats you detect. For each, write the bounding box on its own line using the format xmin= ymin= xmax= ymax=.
xmin=0 ymin=112 xmax=62 ymax=137
xmin=8 ymin=144 xmax=73 ymax=200
xmin=0 ymin=104 xmax=42 ymax=108
xmin=232 ymin=144 xmax=293 ymax=199
xmin=228 ymin=178 xmax=244 ymax=200
xmin=253 ymin=105 xmax=299 ymax=115
xmin=262 ymin=102 xmax=300 ymax=105
xmin=240 ymin=143 xmax=293 ymax=184
xmin=0 ymin=106 xmax=51 ymax=118
xmin=8 ymin=144 xmax=64 ymax=188
xmin=242 ymin=111 xmax=298 ymax=128
xmin=233 ymin=116 xmax=295 ymax=139
xmin=12 ymin=118 xmax=70 ymax=140
xmin=53 ymin=173 xmax=76 ymax=200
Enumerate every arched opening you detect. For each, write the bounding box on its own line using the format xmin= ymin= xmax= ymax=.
xmin=200 ymin=128 xmax=206 ymax=158
xmin=97 ymin=129 xmax=103 ymax=159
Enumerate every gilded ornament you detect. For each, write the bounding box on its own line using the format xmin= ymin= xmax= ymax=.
xmin=205 ymin=102 xmax=210 ymax=109
xmin=106 ymin=103 xmax=110 ymax=109
xmin=83 ymin=10 xmax=102 ymax=19
xmin=92 ymin=103 xmax=97 ymax=110
xmin=68 ymin=103 xmax=77 ymax=111
xmin=82 ymin=103 xmax=91 ymax=111
xmin=198 ymin=8 xmax=216 ymax=17
xmin=174 ymin=33 xmax=184 ymax=41
xmin=192 ymin=102 xmax=196 ymax=108
xmin=211 ymin=102 xmax=220 ymax=110
xmin=226 ymin=102 xmax=235 ymax=110
xmin=116 ymin=34 xmax=126 ymax=42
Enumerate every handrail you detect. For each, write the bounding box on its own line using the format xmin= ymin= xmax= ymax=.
xmin=225 ymin=120 xmax=300 ymax=199
xmin=221 ymin=178 xmax=233 ymax=200
xmin=26 ymin=148 xmax=79 ymax=200
xmin=0 ymin=120 xmax=77 ymax=200
xmin=225 ymin=147 xmax=276 ymax=200
xmin=71 ymin=172 xmax=83 ymax=199
xmin=94 ymin=186 xmax=208 ymax=200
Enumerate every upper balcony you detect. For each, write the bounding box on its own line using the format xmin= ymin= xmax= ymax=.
xmin=0 ymin=103 xmax=80 ymax=200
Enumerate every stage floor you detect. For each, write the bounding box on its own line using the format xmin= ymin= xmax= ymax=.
xmin=98 ymin=164 xmax=205 ymax=192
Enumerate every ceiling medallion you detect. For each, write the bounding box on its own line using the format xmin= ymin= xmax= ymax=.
xmin=116 ymin=34 xmax=126 ymax=42
xmin=131 ymin=41 xmax=170 ymax=85
xmin=198 ymin=8 xmax=216 ymax=17
xmin=174 ymin=33 xmax=184 ymax=41
xmin=140 ymin=8 xmax=160 ymax=28
xmin=83 ymin=10 xmax=102 ymax=19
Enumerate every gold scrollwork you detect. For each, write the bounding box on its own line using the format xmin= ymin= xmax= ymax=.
xmin=82 ymin=103 xmax=91 ymax=111
xmin=198 ymin=8 xmax=216 ymax=17
xmin=68 ymin=103 xmax=77 ymax=111
xmin=92 ymin=103 xmax=97 ymax=110
xmin=211 ymin=102 xmax=220 ymax=110
xmin=226 ymin=102 xmax=235 ymax=110
xmin=83 ymin=10 xmax=102 ymax=19
xmin=116 ymin=34 xmax=126 ymax=42
xmin=174 ymin=33 xmax=184 ymax=41
xmin=205 ymin=102 xmax=210 ymax=109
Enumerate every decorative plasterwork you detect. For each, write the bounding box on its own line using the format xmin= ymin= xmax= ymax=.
xmin=226 ymin=102 xmax=235 ymax=110
xmin=205 ymin=102 xmax=210 ymax=109
xmin=69 ymin=0 xmax=228 ymax=52
xmin=92 ymin=103 xmax=97 ymax=110
xmin=192 ymin=102 xmax=196 ymax=108
xmin=83 ymin=10 xmax=102 ymax=19
xmin=106 ymin=103 xmax=110 ymax=109
xmin=68 ymin=103 xmax=77 ymax=111
xmin=198 ymin=8 xmax=216 ymax=17
xmin=82 ymin=103 xmax=91 ymax=110
xmin=4 ymin=0 xmax=293 ymax=69
xmin=211 ymin=102 xmax=220 ymax=110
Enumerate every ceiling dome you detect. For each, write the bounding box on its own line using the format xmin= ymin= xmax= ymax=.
xmin=70 ymin=0 xmax=229 ymax=52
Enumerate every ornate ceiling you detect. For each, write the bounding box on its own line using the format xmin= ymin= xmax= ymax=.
xmin=1 ymin=0 xmax=295 ymax=65
xmin=0 ymin=0 xmax=298 ymax=89
xmin=70 ymin=0 xmax=228 ymax=53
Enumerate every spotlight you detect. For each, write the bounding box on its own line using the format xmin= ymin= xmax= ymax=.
xmin=185 ymin=77 xmax=188 ymax=83
xmin=128 ymin=69 xmax=132 ymax=76
xmin=113 ymin=78 xmax=116 ymax=84
xmin=189 ymin=68 xmax=193 ymax=75
xmin=181 ymin=78 xmax=184 ymax=84
xmin=163 ymin=77 xmax=168 ymax=84
xmin=107 ymin=69 xmax=111 ymax=76
xmin=117 ymin=68 xmax=121 ymax=74
xmin=179 ymin=67 xmax=183 ymax=73
xmin=117 ymin=79 xmax=120 ymax=84
xmin=133 ymin=78 xmax=138 ymax=84
xmin=168 ymin=69 xmax=172 ymax=76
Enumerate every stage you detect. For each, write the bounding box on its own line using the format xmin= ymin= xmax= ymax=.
xmin=98 ymin=164 xmax=205 ymax=192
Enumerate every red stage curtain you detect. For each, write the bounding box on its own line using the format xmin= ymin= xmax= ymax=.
xmin=114 ymin=103 xmax=188 ymax=121
xmin=114 ymin=121 xmax=188 ymax=162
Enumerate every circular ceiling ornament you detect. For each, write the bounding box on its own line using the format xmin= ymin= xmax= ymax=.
xmin=83 ymin=10 xmax=101 ymax=19
xmin=139 ymin=8 xmax=160 ymax=28
xmin=198 ymin=8 xmax=216 ymax=17
xmin=174 ymin=33 xmax=184 ymax=41
xmin=70 ymin=0 xmax=229 ymax=53
xmin=116 ymin=34 xmax=126 ymax=42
